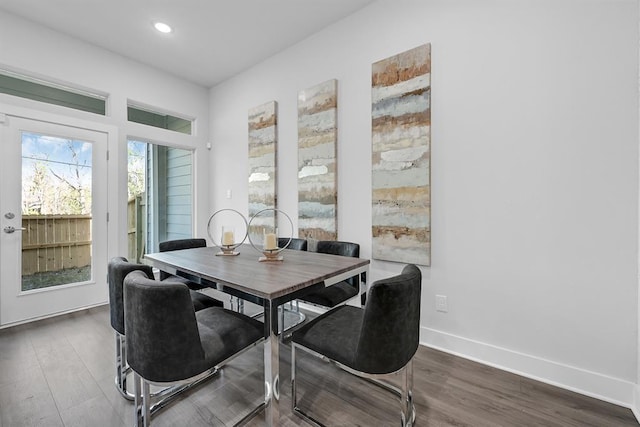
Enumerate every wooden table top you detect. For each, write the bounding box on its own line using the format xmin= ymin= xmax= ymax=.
xmin=144 ymin=245 xmax=370 ymax=301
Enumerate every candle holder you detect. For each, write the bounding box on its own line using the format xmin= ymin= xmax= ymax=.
xmin=260 ymin=248 xmax=283 ymax=262
xmin=247 ymin=208 xmax=294 ymax=262
xmin=207 ymin=209 xmax=248 ymax=256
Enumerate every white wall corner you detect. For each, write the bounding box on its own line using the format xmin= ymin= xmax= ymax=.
xmin=633 ymin=385 xmax=640 ymax=423
xmin=420 ymin=326 xmax=636 ymax=409
xmin=636 ymin=0 xmax=640 ymax=421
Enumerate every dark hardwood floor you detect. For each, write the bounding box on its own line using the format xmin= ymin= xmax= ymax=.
xmin=0 ymin=305 xmax=636 ymax=426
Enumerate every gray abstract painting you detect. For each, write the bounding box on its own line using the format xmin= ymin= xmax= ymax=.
xmin=248 ymin=101 xmax=277 ymax=240
xmin=372 ymin=44 xmax=431 ymax=266
xmin=298 ymin=79 xmax=337 ymax=241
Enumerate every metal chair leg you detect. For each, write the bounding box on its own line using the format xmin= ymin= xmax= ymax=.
xmin=407 ymin=359 xmax=416 ymax=425
xmin=132 ymin=373 xmax=153 ymax=427
xmin=400 ymin=364 xmax=409 ymax=427
xmin=292 ymin=342 xmax=416 ymax=427
xmin=291 ymin=344 xmax=296 ymax=412
xmin=279 ymin=304 xmax=306 ymax=339
xmin=291 ymin=343 xmax=325 ymax=427
xmin=133 ymin=372 xmax=143 ymax=427
xmin=398 ymin=360 xmax=416 ymax=427
xmin=116 ymin=330 xmax=219 ymax=408
xmin=142 ymin=380 xmax=151 ymax=427
xmin=130 ymin=368 xmax=220 ymax=426
xmin=114 ymin=332 xmax=135 ymax=400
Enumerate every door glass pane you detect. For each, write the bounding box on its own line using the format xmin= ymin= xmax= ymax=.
xmin=21 ymin=132 xmax=92 ymax=291
xmin=127 ymin=140 xmax=193 ymax=262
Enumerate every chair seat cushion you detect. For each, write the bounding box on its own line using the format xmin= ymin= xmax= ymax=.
xmin=189 ymin=290 xmax=224 ymax=310
xmin=196 ymin=308 xmax=264 ymax=365
xmin=162 ymin=274 xmax=206 ymax=291
xmin=292 ymin=305 xmax=363 ymax=369
xmin=162 ymin=277 xmax=223 ymax=310
xmin=300 ymin=281 xmax=358 ymax=307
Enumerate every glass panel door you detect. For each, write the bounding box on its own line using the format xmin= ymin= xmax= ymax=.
xmin=0 ymin=115 xmax=108 ymax=326
xmin=127 ymin=139 xmax=193 ymax=261
xmin=21 ymin=133 xmax=93 ymax=291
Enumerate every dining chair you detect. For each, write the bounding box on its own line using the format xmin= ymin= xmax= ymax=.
xmin=291 ymin=264 xmax=421 ymax=427
xmin=124 ymin=269 xmax=265 ymax=426
xmin=107 ymin=256 xmax=222 ymax=400
xmin=277 ymin=237 xmax=307 ymax=336
xmin=158 ymin=238 xmax=207 ymax=290
xmin=279 ymin=237 xmax=308 ymax=251
xmin=298 ymin=240 xmax=361 ymax=309
xmin=159 ymin=238 xmax=227 ymax=308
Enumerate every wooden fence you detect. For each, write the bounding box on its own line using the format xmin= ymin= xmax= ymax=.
xmin=21 ymin=215 xmax=92 ymax=276
xmin=128 ymin=195 xmax=146 ymax=263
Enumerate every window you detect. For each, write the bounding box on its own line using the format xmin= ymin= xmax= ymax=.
xmin=0 ymin=70 xmax=106 ymax=115
xmin=21 ymin=132 xmax=94 ymax=290
xmin=127 ymin=140 xmax=194 ymax=261
xmin=127 ymin=104 xmax=193 ymax=135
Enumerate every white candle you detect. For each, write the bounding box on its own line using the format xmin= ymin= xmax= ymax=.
xmin=264 ymin=233 xmax=277 ymax=250
xmin=222 ymin=230 xmax=234 ymax=246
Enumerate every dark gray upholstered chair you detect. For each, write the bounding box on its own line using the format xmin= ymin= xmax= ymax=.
xmin=276 ymin=237 xmax=307 ymax=335
xmin=279 ymin=237 xmax=308 ymax=251
xmin=124 ymin=270 xmax=265 ymax=426
xmin=107 ymin=256 xmax=221 ymax=400
xmin=291 ymin=264 xmax=421 ymax=426
xmin=298 ymin=241 xmax=361 ymax=308
xmin=158 ymin=238 xmax=209 ymax=291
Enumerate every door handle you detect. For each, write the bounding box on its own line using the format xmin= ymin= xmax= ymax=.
xmin=3 ymin=226 xmax=26 ymax=234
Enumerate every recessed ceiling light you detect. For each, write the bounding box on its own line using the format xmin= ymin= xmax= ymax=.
xmin=153 ymin=22 xmax=172 ymax=34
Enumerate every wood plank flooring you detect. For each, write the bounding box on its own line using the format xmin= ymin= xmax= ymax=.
xmin=0 ymin=305 xmax=636 ymax=426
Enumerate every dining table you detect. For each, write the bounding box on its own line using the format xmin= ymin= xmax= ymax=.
xmin=143 ymin=244 xmax=370 ymax=426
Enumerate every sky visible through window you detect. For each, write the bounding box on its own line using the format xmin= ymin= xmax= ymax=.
xmin=22 ymin=132 xmax=92 ymax=215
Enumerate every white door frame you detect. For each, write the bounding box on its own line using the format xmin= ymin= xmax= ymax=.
xmin=0 ymin=104 xmax=118 ymax=327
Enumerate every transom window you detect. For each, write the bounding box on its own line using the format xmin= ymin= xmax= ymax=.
xmin=0 ymin=70 xmax=106 ymax=115
xmin=127 ymin=104 xmax=193 ymax=135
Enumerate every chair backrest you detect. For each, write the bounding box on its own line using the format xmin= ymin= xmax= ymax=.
xmin=354 ymin=264 xmax=421 ymax=374
xmin=316 ymin=240 xmax=360 ymax=286
xmin=316 ymin=240 xmax=359 ymax=258
xmin=107 ymin=257 xmax=154 ymax=335
xmin=159 ymin=238 xmax=207 ymax=252
xmin=279 ymin=237 xmax=307 ymax=251
xmin=158 ymin=238 xmax=207 ymax=280
xmin=124 ymin=270 xmax=205 ymax=382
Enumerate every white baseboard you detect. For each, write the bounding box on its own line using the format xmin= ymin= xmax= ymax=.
xmin=0 ymin=301 xmax=108 ymax=330
xmin=421 ymin=326 xmax=635 ymax=410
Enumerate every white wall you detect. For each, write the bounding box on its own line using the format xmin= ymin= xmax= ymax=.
xmin=209 ymin=0 xmax=639 ymax=406
xmin=0 ymin=10 xmax=212 ymax=258
xmin=636 ymin=5 xmax=640 ymax=419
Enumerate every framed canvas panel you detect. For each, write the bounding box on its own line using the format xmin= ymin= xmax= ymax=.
xmin=298 ymin=79 xmax=337 ymax=241
xmin=372 ymin=44 xmax=431 ymax=266
xmin=248 ymin=101 xmax=277 ymax=241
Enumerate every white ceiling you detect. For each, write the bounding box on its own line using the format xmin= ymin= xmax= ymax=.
xmin=0 ymin=0 xmax=376 ymax=87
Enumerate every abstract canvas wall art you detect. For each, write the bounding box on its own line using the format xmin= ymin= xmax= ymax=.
xmin=298 ymin=79 xmax=337 ymax=241
xmin=372 ymin=44 xmax=431 ymax=266
xmin=248 ymin=101 xmax=277 ymax=240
